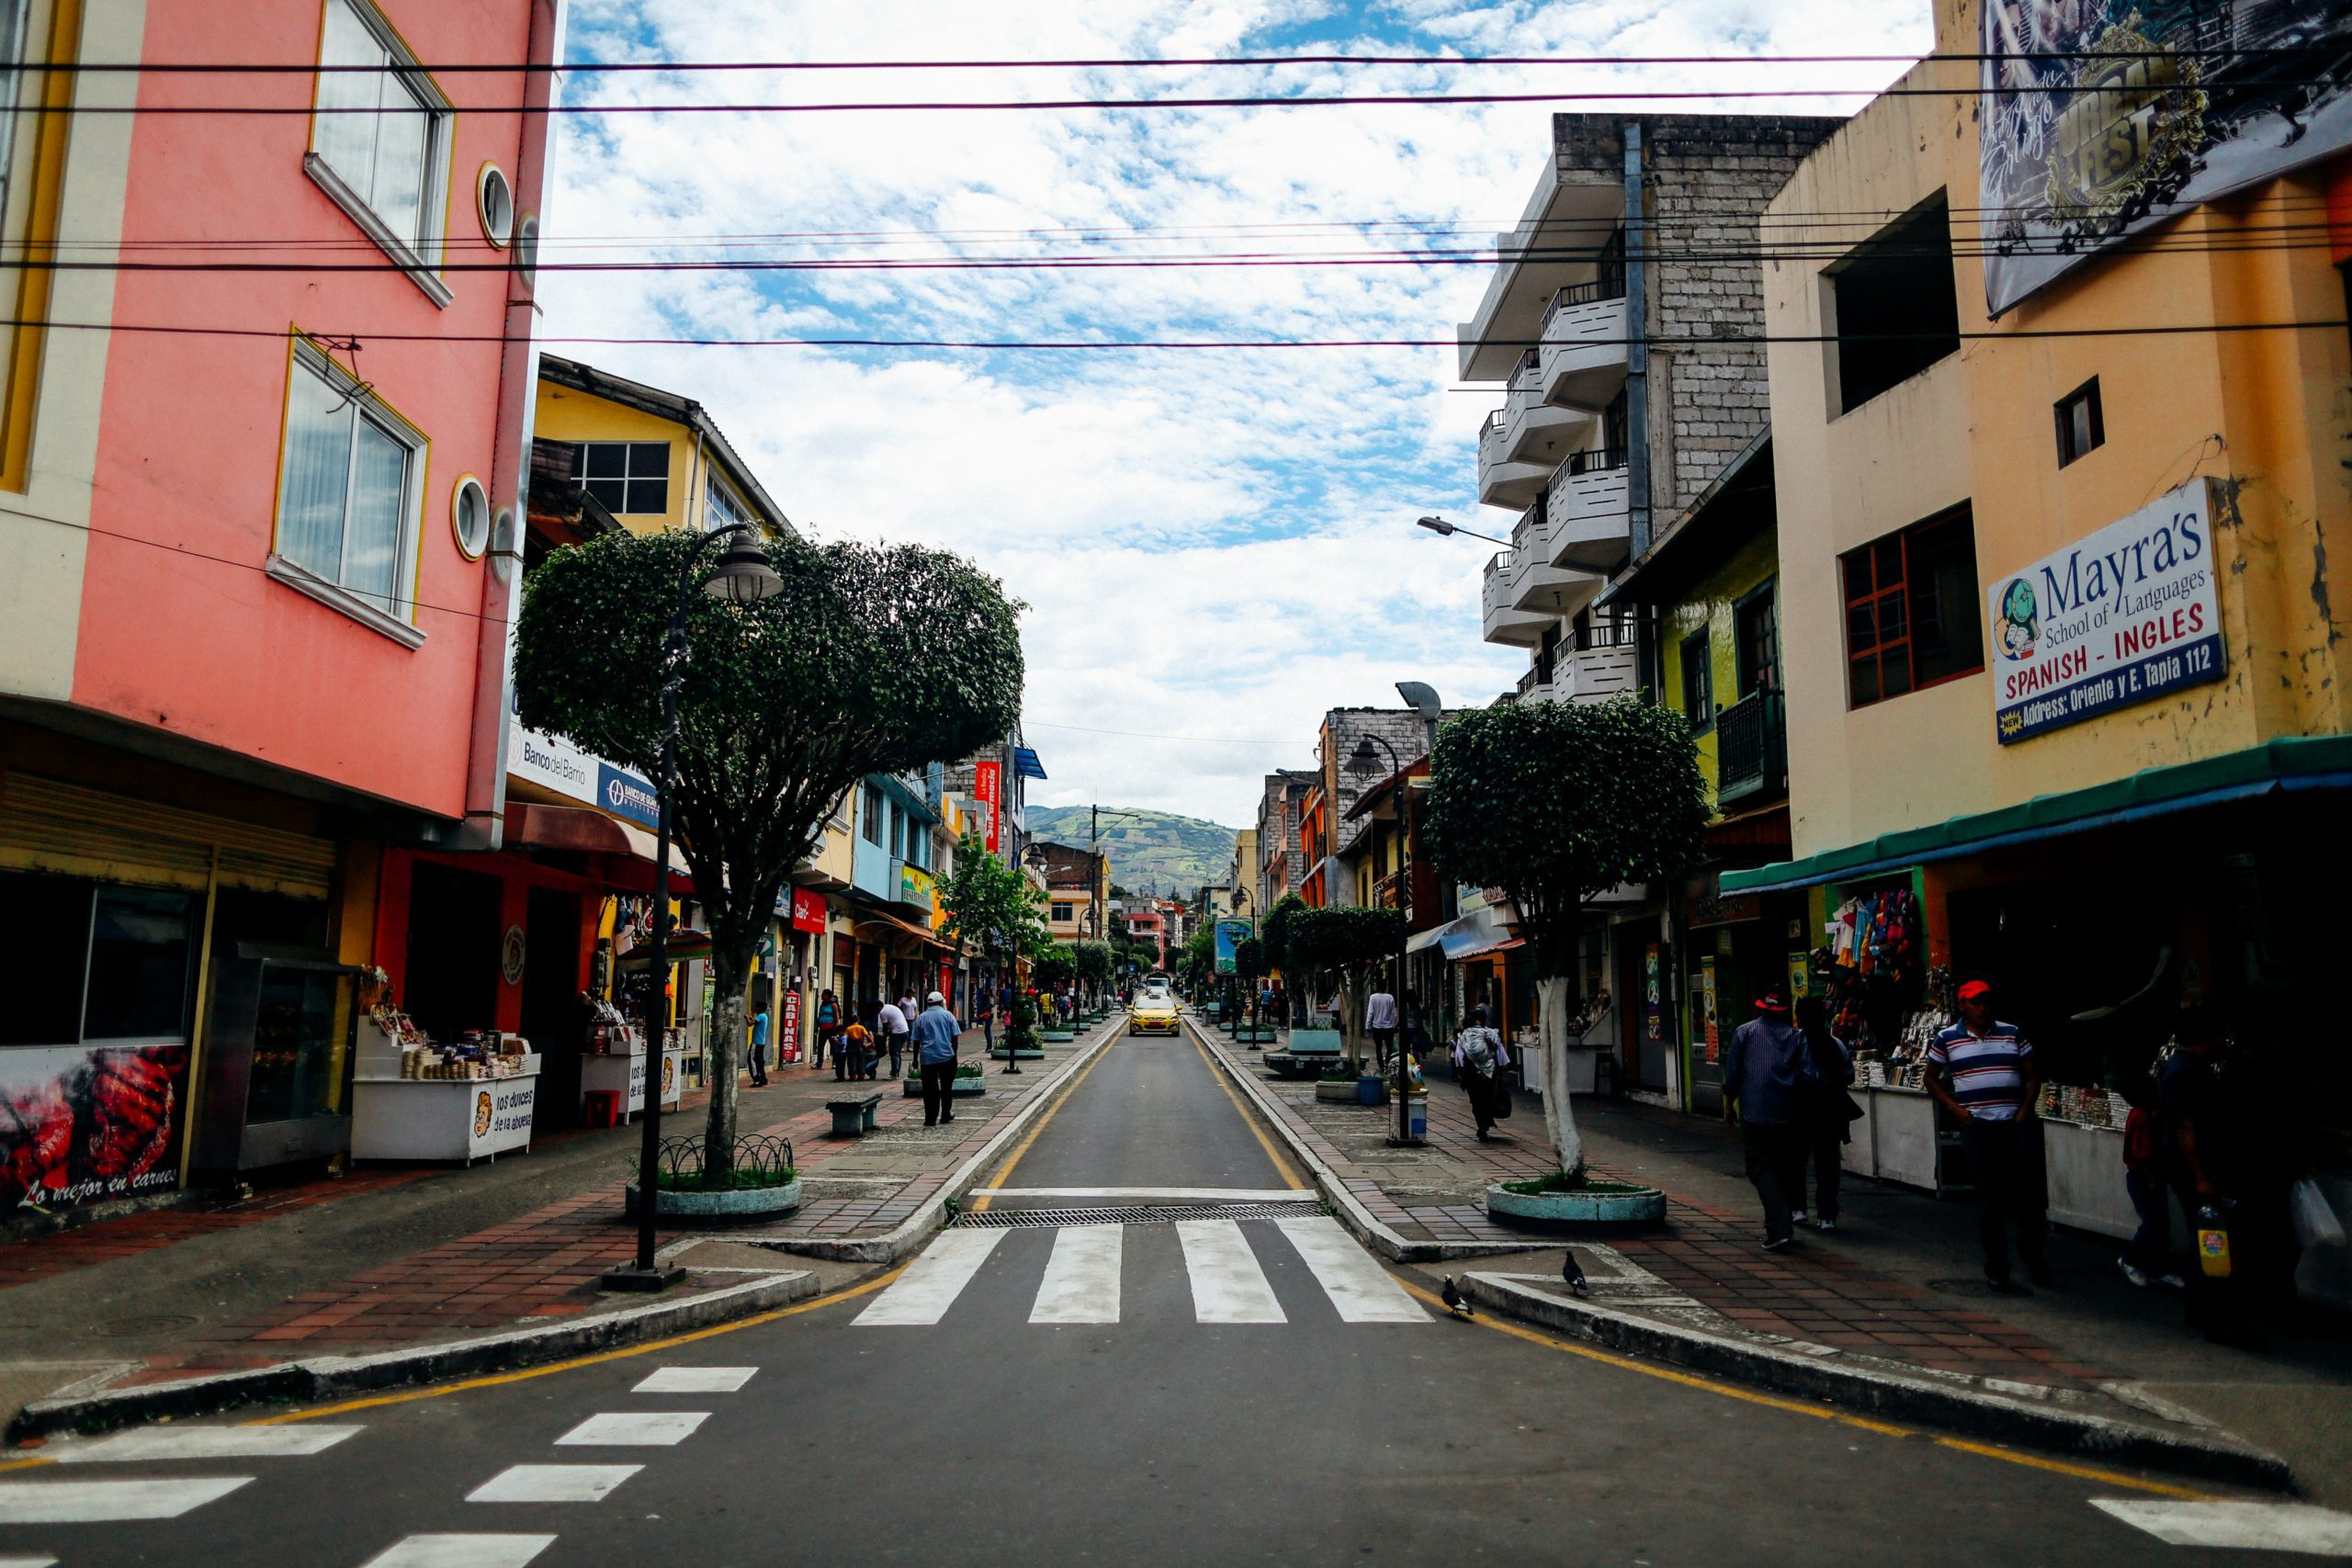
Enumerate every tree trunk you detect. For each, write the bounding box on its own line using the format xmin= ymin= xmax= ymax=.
xmin=701 ymin=941 xmax=751 ymax=1183
xmin=1340 ymin=975 xmax=1364 ymax=1069
xmin=1534 ymin=976 xmax=1582 ymax=1177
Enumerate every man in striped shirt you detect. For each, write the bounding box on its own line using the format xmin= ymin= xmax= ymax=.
xmin=1925 ymin=980 xmax=2049 ymax=1294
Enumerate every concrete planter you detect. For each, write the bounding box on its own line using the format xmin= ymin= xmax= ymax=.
xmin=624 ymin=1177 xmax=802 ymax=1221
xmin=1313 ymin=1079 xmax=1363 ymax=1103
xmin=901 ymin=1076 xmax=989 ymax=1097
xmin=1484 ymin=1180 xmax=1668 ymax=1229
xmin=1038 ymin=1029 xmax=1077 ymax=1043
xmin=991 ymin=1047 xmax=1046 ymax=1061
xmin=1285 ymin=1028 xmax=1344 ymax=1058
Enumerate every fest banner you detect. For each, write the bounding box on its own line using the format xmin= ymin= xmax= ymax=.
xmin=1981 ymin=0 xmax=2352 ymax=315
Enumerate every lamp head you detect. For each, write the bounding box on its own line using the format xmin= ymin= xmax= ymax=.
xmin=1346 ymin=735 xmax=1385 ymax=779
xmin=1395 ymin=680 xmax=1441 ymax=719
xmin=1414 ymin=515 xmax=1455 ymax=536
xmin=705 ymin=526 xmax=783 ymax=603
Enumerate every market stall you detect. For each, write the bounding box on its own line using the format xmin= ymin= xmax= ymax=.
xmin=576 ymin=1000 xmax=684 ymax=1124
xmin=350 ymin=1005 xmax=539 ymax=1164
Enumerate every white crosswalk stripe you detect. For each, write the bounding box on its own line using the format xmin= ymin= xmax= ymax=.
xmin=1272 ymin=1216 xmax=1428 ymax=1323
xmin=0 ymin=1476 xmax=252 ymax=1523
xmin=2093 ymin=1499 xmax=2352 ymax=1553
xmin=553 ymin=1411 xmax=707 ymax=1447
xmin=1030 ymin=1224 xmax=1123 ymax=1324
xmin=356 ymin=1536 xmax=554 ymax=1568
xmin=854 ymin=1226 xmax=1010 ymax=1325
xmin=1176 ymin=1219 xmax=1287 ymax=1323
xmin=632 ymin=1366 xmax=757 ymax=1393
xmin=468 ymin=1465 xmax=641 ymax=1504
xmin=855 ymin=1217 xmax=1429 ymax=1329
xmin=51 ymin=1425 xmax=363 ymax=1463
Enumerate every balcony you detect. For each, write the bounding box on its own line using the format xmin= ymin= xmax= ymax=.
xmin=1476 ymin=402 xmax=1551 ymax=511
xmin=1713 ymin=688 xmax=1788 ymax=807
xmin=1546 ymin=446 xmax=1631 ymax=572
xmin=1538 ymin=282 xmax=1629 ymax=412
xmin=1507 ymin=495 xmax=1590 ymax=612
xmin=1480 ymin=550 xmax=1548 ymax=647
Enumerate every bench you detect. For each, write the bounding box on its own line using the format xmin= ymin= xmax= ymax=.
xmin=825 ymin=1094 xmax=882 ymax=1138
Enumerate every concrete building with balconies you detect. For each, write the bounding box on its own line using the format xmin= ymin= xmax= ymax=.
xmin=1460 ymin=114 xmax=1836 ymax=700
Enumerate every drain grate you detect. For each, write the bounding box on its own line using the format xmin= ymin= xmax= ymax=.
xmin=953 ymin=1201 xmax=1325 ymax=1228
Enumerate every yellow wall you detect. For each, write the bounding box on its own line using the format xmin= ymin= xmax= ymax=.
xmin=1658 ymin=525 xmax=1781 ymax=810
xmin=532 ymin=378 xmax=781 ymax=538
xmin=1765 ymin=0 xmax=2352 ymax=860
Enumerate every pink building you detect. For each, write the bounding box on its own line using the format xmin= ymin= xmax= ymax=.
xmin=0 ymin=0 xmax=563 ymax=1204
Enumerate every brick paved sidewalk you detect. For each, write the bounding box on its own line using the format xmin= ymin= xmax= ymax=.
xmin=1197 ymin=1025 xmax=2107 ymax=1393
xmin=60 ymin=1018 xmax=1114 ymax=1393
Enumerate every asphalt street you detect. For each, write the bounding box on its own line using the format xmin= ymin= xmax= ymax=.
xmin=0 ymin=1023 xmax=2313 ymax=1567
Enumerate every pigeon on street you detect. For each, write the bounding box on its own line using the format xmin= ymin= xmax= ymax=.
xmin=1440 ymin=1276 xmax=1472 ymax=1317
xmin=1563 ymin=1251 xmax=1589 ymax=1297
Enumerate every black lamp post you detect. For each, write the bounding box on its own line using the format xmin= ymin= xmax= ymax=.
xmin=605 ymin=522 xmax=783 ymax=1292
xmin=1346 ymin=731 xmax=1419 ymax=1146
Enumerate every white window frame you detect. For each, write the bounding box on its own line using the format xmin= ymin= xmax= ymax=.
xmin=266 ymin=338 xmax=429 ymax=649
xmin=705 ymin=472 xmax=754 ymax=533
xmin=303 ymin=0 xmax=454 ymax=309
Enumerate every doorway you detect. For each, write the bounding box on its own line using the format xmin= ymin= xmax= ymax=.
xmin=401 ymin=863 xmax=501 ymax=1042
xmin=522 ymin=888 xmax=583 ymax=1124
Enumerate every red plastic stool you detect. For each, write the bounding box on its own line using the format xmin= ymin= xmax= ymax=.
xmin=583 ymin=1090 xmax=622 ymax=1128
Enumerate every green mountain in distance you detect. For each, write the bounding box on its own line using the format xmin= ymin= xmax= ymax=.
xmin=1024 ymin=806 xmax=1240 ymax=899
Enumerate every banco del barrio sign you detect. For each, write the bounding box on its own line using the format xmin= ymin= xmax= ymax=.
xmin=1989 ymin=478 xmax=2224 ymax=745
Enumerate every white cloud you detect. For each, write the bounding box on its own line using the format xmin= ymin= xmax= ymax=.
xmin=543 ymin=0 xmax=1933 ymax=823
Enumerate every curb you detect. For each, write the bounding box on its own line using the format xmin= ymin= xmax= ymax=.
xmin=1183 ymin=1016 xmax=1537 ymax=1265
xmin=1458 ymin=1271 xmax=2294 ymax=1493
xmin=732 ymin=1016 xmax=1127 ymax=1265
xmin=8 ymin=1269 xmax=821 ymax=1443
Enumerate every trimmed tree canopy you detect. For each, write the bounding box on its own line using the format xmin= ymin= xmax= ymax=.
xmin=1423 ymin=696 xmax=1708 ymax=983
xmin=1260 ymin=892 xmax=1308 ymax=973
xmin=514 ymin=526 xmax=1023 ymax=1175
xmin=1283 ymin=906 xmax=1406 ymax=974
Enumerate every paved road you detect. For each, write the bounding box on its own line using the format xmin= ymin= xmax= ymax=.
xmin=0 ymin=1023 xmax=2319 ymax=1566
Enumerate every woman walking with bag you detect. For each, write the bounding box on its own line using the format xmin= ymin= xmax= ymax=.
xmin=1452 ymin=1007 xmax=1512 ymax=1142
xmin=815 ymin=990 xmax=842 ymax=1077
xmin=1793 ymin=995 xmax=1855 ymax=1231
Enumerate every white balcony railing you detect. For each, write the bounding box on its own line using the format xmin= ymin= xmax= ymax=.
xmin=1480 ymin=549 xmax=1545 ymax=647
xmin=1539 ymin=288 xmax=1630 ymax=412
xmin=1546 ymin=446 xmax=1632 ymax=572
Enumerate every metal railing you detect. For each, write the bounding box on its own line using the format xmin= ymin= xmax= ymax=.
xmin=1509 ymin=346 xmax=1543 ymax=388
xmin=1575 ymin=608 xmax=1641 ymax=650
xmin=1511 ymin=493 xmax=1548 ymax=553
xmin=1565 ymin=446 xmax=1630 ymax=477
xmin=1544 ymin=276 xmax=1627 ymax=330
xmin=1714 ymin=687 xmax=1788 ymax=807
xmin=1481 ymin=407 xmax=1506 ymax=438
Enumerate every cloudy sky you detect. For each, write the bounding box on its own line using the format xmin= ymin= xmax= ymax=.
xmin=547 ymin=0 xmax=1931 ymax=828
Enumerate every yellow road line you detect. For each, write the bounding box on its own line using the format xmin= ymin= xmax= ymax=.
xmin=1188 ymin=1028 xmax=1306 ymax=1190
xmin=246 ymin=1264 xmax=910 ymax=1426
xmin=0 ymin=1456 xmax=51 ymax=1473
xmin=969 ymin=1033 xmax=1119 ymax=1213
xmin=1395 ymin=1279 xmax=2211 ymax=1500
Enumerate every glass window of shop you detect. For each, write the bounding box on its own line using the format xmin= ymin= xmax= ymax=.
xmin=0 ymin=874 xmax=196 ymax=1047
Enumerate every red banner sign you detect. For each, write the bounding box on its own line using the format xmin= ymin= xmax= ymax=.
xmin=788 ymin=888 xmax=827 ymax=934
xmin=974 ymin=761 xmax=1001 ymax=852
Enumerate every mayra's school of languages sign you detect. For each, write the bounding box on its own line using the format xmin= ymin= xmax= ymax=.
xmin=1989 ymin=478 xmax=2225 ymax=745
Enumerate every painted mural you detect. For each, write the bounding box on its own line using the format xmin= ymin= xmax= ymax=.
xmin=0 ymin=1044 xmax=187 ymax=1210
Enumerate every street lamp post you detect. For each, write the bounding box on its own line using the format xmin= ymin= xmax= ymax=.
xmin=1415 ymin=514 xmax=1512 ymax=547
xmin=605 ymin=522 xmax=783 ymax=1293
xmin=1346 ymin=731 xmax=1419 ymax=1146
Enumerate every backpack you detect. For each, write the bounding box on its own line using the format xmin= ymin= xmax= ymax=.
xmin=1460 ymin=1028 xmax=1499 ymax=1078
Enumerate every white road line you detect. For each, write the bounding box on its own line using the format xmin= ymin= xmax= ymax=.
xmin=0 ymin=1554 xmax=56 ymax=1566
xmin=357 ymin=1536 xmax=556 ymax=1568
xmin=0 ymin=1477 xmax=251 ymax=1523
xmin=1175 ymin=1219 xmax=1285 ymax=1324
xmin=854 ymin=1227 xmax=1010 ymax=1326
xmin=552 ymin=1411 xmax=708 ymax=1447
xmin=51 ymin=1425 xmax=363 ymax=1463
xmin=1030 ymin=1224 xmax=1123 ymax=1324
xmin=632 ymin=1366 xmax=757 ymax=1393
xmin=971 ymin=1187 xmax=1316 ymax=1201
xmin=2092 ymin=1499 xmax=2352 ymax=1554
xmin=1272 ymin=1215 xmax=1429 ymax=1323
xmin=467 ymin=1464 xmax=641 ymax=1504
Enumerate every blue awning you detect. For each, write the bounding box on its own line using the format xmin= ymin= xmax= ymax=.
xmin=1012 ymin=746 xmax=1048 ymax=781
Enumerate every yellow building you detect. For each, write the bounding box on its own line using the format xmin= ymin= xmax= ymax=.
xmin=1727 ymin=0 xmax=2351 ymax=1292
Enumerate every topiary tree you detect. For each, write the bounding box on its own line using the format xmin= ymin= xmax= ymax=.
xmin=1033 ymin=946 xmax=1076 ymax=993
xmin=1259 ymin=892 xmax=1309 ymax=1022
xmin=1422 ymin=696 xmax=1707 ymax=1178
xmin=1284 ymin=906 xmax=1408 ymax=1067
xmin=515 ymin=527 xmax=1022 ymax=1183
xmin=941 ymin=828 xmax=1051 ymax=1048
xmin=1074 ymin=939 xmax=1114 ymax=1005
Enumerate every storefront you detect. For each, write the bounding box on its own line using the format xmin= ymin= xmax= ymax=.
xmin=0 ymin=768 xmax=348 ymax=1207
xmin=1679 ymin=874 xmax=1813 ymax=1118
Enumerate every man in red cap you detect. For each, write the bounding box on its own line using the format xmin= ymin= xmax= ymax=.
xmin=1724 ymin=989 xmax=1814 ymax=1251
xmin=1924 ymin=979 xmax=2048 ymax=1294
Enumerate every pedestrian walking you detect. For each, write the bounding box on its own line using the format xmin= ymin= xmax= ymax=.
xmin=1365 ymin=984 xmax=1399 ymax=1073
xmin=877 ymin=996 xmax=910 ymax=1080
xmin=814 ymin=990 xmax=840 ymax=1073
xmin=1792 ymin=995 xmax=1853 ymax=1232
xmin=841 ymin=1021 xmax=876 ymax=1081
xmin=912 ymin=989 xmax=963 ymax=1127
xmin=2156 ymin=1007 xmax=2264 ymax=1346
xmin=1724 ymin=991 xmax=1813 ymax=1252
xmin=1923 ymin=979 xmax=2050 ymax=1294
xmin=1451 ymin=1007 xmax=1512 ymax=1141
xmin=2118 ymin=1084 xmax=2184 ymax=1291
xmin=747 ymin=1005 xmax=771 ymax=1087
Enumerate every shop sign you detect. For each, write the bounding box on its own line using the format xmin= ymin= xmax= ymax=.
xmin=899 ymin=864 xmax=936 ymax=907
xmin=783 ymin=887 xmax=827 ymax=934
xmin=1980 ymin=0 xmax=2352 ymax=316
xmin=781 ymin=990 xmax=802 ymax=1062
xmin=468 ymin=1077 xmax=537 ymax=1159
xmin=1699 ymin=956 xmax=1721 ymax=1063
xmin=0 ymin=1044 xmax=188 ymax=1211
xmin=598 ymin=762 xmax=661 ymax=829
xmin=1215 ymin=918 xmax=1251 ymax=975
xmin=1684 ymin=874 xmax=1760 ymax=930
xmin=1643 ymin=944 xmax=1663 ymax=1043
xmin=1990 ymin=478 xmax=2225 ymax=744
xmin=501 ymin=924 xmax=526 ymax=986
xmin=1787 ymin=953 xmax=1812 ymax=1001
xmin=973 ymin=761 xmax=1001 ymax=852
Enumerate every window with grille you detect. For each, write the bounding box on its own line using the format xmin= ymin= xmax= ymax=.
xmin=1839 ymin=507 xmax=1984 ymax=707
xmin=1679 ymin=629 xmax=1713 ymax=729
xmin=1735 ymin=583 xmax=1778 ymax=696
xmin=571 ymin=441 xmax=671 ymax=515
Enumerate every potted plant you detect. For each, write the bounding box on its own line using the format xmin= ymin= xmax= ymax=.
xmin=624 ymin=1134 xmax=801 ymax=1220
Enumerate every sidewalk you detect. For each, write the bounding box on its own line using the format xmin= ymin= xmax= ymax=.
xmin=0 ymin=1017 xmax=1114 ymax=1431
xmin=1195 ymin=1021 xmax=2352 ymax=1498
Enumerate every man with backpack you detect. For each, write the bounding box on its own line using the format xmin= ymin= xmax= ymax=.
xmin=1451 ymin=1007 xmax=1512 ymax=1141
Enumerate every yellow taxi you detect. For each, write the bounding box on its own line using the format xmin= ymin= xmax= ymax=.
xmin=1128 ymin=987 xmax=1182 ymax=1036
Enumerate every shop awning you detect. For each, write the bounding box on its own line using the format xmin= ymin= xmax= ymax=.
xmin=1721 ymin=735 xmax=2352 ymax=896
xmin=1420 ymin=907 xmax=1523 ymax=961
xmin=1404 ymin=925 xmax=1452 ymax=955
xmin=616 ymin=928 xmax=712 ymax=971
xmin=507 ymin=803 xmax=693 ymax=891
xmin=854 ymin=909 xmax=954 ymax=952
